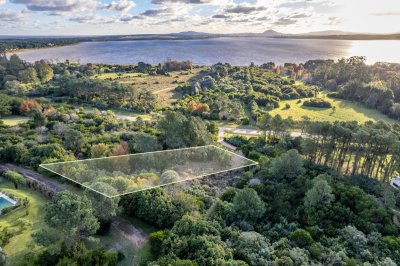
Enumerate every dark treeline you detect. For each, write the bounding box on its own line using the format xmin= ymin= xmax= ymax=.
xmin=0 ymin=38 xmax=82 ymax=52
xmin=301 ymin=120 xmax=400 ymax=181
xmin=255 ymin=113 xmax=400 ymax=181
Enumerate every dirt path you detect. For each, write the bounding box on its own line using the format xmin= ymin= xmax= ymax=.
xmin=111 ymin=217 xmax=148 ymax=247
xmin=154 ymin=86 xmax=175 ymax=94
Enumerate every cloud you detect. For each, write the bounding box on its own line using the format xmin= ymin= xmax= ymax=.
xmin=69 ymin=14 xmax=116 ymax=24
xmin=290 ymin=13 xmax=311 ymax=19
xmin=0 ymin=0 xmax=5 ymax=5
xmin=273 ymin=17 xmax=297 ymax=26
xmin=324 ymin=16 xmax=342 ymax=25
xmin=10 ymin=0 xmax=96 ymax=13
xmin=369 ymin=12 xmax=400 ymax=16
xmin=224 ymin=3 xmax=267 ymax=14
xmin=120 ymin=14 xmax=143 ymax=22
xmin=102 ymin=0 xmax=136 ymax=13
xmin=140 ymin=8 xmax=172 ymax=16
xmin=212 ymin=14 xmax=228 ymax=19
xmin=0 ymin=9 xmax=28 ymax=22
xmin=152 ymin=0 xmax=214 ymax=4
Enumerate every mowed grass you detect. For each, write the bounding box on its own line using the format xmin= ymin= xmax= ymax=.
xmin=0 ymin=180 xmax=49 ymax=265
xmin=1 ymin=115 xmax=30 ymax=126
xmin=269 ymin=93 xmax=397 ymax=124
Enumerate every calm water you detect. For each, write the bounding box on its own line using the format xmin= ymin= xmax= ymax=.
xmin=13 ymin=37 xmax=400 ymax=65
xmin=0 ymin=196 xmax=13 ymax=211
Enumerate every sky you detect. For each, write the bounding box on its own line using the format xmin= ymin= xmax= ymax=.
xmin=0 ymin=0 xmax=399 ymax=35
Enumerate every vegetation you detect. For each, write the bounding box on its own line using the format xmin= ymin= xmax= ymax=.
xmin=305 ymin=57 xmax=400 ymax=120
xmin=1 ymin=55 xmax=400 ymax=265
xmin=269 ymin=93 xmax=397 ymax=123
xmin=303 ymin=97 xmax=332 ymax=108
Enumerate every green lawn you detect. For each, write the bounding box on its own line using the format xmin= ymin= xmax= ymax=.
xmin=94 ymin=72 xmax=147 ymax=80
xmin=269 ymin=93 xmax=397 ymax=124
xmin=0 ymin=180 xmax=49 ymax=265
xmin=1 ymin=115 xmax=30 ymax=126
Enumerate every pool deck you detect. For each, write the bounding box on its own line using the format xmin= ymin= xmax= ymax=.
xmin=0 ymin=192 xmax=17 ymax=205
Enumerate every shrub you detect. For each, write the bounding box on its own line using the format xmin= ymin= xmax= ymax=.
xmin=289 ymin=229 xmax=314 ymax=247
xmin=303 ymin=98 xmax=332 ymax=108
xmin=224 ymin=136 xmax=249 ymax=148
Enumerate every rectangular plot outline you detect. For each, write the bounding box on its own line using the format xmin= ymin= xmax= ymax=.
xmin=39 ymin=145 xmax=258 ymax=198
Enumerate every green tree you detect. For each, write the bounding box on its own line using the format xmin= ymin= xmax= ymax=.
xmin=130 ymin=133 xmax=161 ymax=153
xmin=233 ymin=231 xmax=272 ymax=265
xmin=64 ymin=129 xmax=85 ymax=153
xmin=32 ymin=109 xmax=47 ymax=127
xmin=85 ymin=182 xmax=119 ymax=222
xmin=268 ymin=149 xmax=305 ymax=180
xmin=158 ymin=111 xmax=213 ymax=148
xmin=160 ymin=170 xmax=180 ymax=184
xmin=233 ymin=188 xmax=265 ymax=223
xmin=288 ymin=229 xmax=314 ymax=248
xmin=0 ymin=94 xmax=11 ymax=118
xmin=18 ymin=67 xmax=38 ymax=83
xmin=44 ymin=192 xmax=99 ymax=247
xmin=304 ymin=178 xmax=335 ymax=211
xmin=35 ymin=60 xmax=54 ymax=82
xmin=90 ymin=143 xmax=110 ymax=158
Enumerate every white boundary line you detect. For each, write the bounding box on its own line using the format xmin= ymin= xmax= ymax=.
xmin=39 ymin=145 xmax=258 ymax=198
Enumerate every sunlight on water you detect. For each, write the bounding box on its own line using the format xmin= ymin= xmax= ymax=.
xmin=347 ymin=40 xmax=400 ymax=64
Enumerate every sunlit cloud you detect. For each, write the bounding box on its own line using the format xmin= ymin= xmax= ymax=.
xmin=102 ymin=0 xmax=136 ymax=13
xmin=1 ymin=0 xmax=400 ymax=35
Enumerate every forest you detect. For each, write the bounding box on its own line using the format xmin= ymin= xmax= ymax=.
xmin=0 ymin=54 xmax=400 ymax=265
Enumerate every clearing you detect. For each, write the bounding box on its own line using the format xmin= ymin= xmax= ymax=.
xmin=268 ymin=92 xmax=397 ymax=123
xmin=94 ymin=68 xmax=206 ymax=106
xmin=1 ymin=115 xmax=30 ymax=126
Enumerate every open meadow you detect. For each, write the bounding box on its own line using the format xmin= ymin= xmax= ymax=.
xmin=268 ymin=92 xmax=397 ymax=124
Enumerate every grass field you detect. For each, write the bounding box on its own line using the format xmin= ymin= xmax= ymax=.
xmin=0 ymin=180 xmax=48 ymax=265
xmin=94 ymin=68 xmax=206 ymax=106
xmin=1 ymin=115 xmax=30 ymax=126
xmin=269 ymin=92 xmax=397 ymax=124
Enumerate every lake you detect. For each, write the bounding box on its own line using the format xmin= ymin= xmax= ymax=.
xmin=13 ymin=37 xmax=400 ymax=65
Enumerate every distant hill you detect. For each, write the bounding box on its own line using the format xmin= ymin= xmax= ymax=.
xmin=299 ymin=30 xmax=357 ymax=36
xmin=262 ymin=30 xmax=286 ymax=36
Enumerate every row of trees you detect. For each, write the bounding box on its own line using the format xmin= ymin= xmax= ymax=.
xmin=301 ymin=120 xmax=400 ymax=181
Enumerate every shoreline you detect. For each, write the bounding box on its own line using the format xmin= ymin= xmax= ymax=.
xmin=4 ymin=42 xmax=81 ymax=55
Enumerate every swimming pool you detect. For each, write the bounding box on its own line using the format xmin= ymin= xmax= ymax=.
xmin=0 ymin=194 xmax=16 ymax=212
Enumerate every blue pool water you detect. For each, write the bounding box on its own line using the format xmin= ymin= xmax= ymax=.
xmin=0 ymin=196 xmax=14 ymax=211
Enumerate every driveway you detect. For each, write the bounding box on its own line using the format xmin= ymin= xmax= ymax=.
xmin=0 ymin=163 xmax=64 ymax=192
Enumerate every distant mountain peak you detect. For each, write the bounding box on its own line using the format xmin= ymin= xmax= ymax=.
xmin=262 ymin=30 xmax=284 ymax=36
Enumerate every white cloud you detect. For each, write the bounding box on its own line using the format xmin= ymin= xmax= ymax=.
xmin=10 ymin=0 xmax=97 ymax=13
xmin=70 ymin=14 xmax=117 ymax=24
xmin=102 ymin=0 xmax=135 ymax=13
xmin=0 ymin=9 xmax=28 ymax=22
xmin=0 ymin=0 xmax=6 ymax=5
